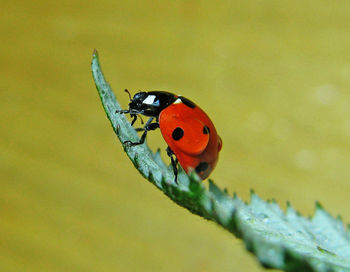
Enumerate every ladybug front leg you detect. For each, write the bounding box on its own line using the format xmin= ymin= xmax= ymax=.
xmin=166 ymin=147 xmax=179 ymax=184
xmin=116 ymin=109 xmax=141 ymax=126
xmin=124 ymin=117 xmax=159 ymax=147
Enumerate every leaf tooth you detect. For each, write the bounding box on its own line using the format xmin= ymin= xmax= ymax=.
xmin=336 ymin=214 xmax=343 ymax=222
xmin=208 ymin=180 xmax=224 ymax=199
xmin=286 ymin=202 xmax=300 ymax=219
xmin=189 ymin=178 xmax=202 ymax=193
xmin=250 ymin=188 xmax=256 ymax=196
xmin=315 ymin=200 xmax=324 ymax=210
xmin=187 ymin=171 xmax=201 ymax=183
xmin=250 ymin=190 xmax=263 ymax=204
xmin=286 ymin=200 xmax=291 ymax=208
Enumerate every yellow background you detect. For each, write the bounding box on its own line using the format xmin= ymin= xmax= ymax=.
xmin=1 ymin=0 xmax=350 ymax=271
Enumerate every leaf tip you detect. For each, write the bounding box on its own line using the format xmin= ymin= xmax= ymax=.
xmin=93 ymin=48 xmax=99 ymax=57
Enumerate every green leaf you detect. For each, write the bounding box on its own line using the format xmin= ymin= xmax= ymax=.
xmin=91 ymin=50 xmax=350 ymax=272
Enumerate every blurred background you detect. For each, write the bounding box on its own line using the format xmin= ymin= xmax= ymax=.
xmin=1 ymin=0 xmax=350 ymax=271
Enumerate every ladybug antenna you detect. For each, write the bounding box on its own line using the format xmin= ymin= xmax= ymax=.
xmin=124 ymin=89 xmax=132 ymax=101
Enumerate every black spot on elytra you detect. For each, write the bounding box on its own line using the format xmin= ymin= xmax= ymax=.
xmin=195 ymin=162 xmax=209 ymax=173
xmin=172 ymin=127 xmax=184 ymax=141
xmin=179 ymin=96 xmax=196 ymax=108
xmin=203 ymin=125 xmax=210 ymax=134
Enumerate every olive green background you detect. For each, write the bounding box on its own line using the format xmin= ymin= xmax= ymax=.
xmin=1 ymin=0 xmax=350 ymax=271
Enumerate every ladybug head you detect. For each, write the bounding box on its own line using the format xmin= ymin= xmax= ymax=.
xmin=123 ymin=90 xmax=160 ymax=117
xmin=123 ymin=89 xmax=177 ymax=117
xmin=125 ymin=90 xmax=159 ymax=117
xmin=128 ymin=91 xmax=148 ymax=111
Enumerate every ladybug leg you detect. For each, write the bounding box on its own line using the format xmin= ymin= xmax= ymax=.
xmin=166 ymin=147 xmax=178 ymax=184
xmin=131 ymin=114 xmax=144 ymax=126
xmin=130 ymin=114 xmax=137 ymax=126
xmin=124 ymin=117 xmax=159 ymax=146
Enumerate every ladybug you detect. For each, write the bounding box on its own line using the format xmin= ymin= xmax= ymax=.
xmin=116 ymin=89 xmax=222 ymax=183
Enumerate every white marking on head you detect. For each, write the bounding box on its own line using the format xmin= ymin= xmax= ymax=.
xmin=143 ymin=95 xmax=156 ymax=105
xmin=174 ymin=98 xmax=182 ymax=104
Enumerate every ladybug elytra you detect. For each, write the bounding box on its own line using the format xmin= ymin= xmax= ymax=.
xmin=116 ymin=90 xmax=222 ymax=183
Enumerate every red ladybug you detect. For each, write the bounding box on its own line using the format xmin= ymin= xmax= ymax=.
xmin=116 ymin=90 xmax=222 ymax=183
